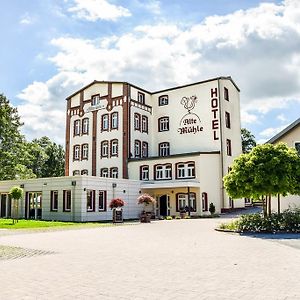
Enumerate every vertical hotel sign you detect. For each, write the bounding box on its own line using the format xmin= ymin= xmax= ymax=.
xmin=211 ymin=88 xmax=219 ymax=140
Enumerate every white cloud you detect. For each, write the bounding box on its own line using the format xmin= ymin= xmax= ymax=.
xmin=17 ymin=0 xmax=300 ymax=143
xmin=19 ymin=13 xmax=35 ymax=25
xmin=259 ymin=124 xmax=289 ymax=140
xmin=144 ymin=0 xmax=161 ymax=15
xmin=68 ymin=0 xmax=131 ymax=21
xmin=277 ymin=114 xmax=287 ymax=123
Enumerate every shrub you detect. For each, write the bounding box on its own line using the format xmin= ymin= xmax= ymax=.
xmin=109 ymin=198 xmax=125 ymax=209
xmin=137 ymin=193 xmax=156 ymax=205
xmin=209 ymin=203 xmax=216 ymax=215
xmin=175 ymin=216 xmax=181 ymax=219
xmin=165 ymin=216 xmax=173 ymax=220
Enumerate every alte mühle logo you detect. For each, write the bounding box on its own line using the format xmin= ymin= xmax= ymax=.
xmin=178 ymin=95 xmax=203 ymax=135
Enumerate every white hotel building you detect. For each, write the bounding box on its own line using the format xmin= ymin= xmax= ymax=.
xmin=0 ymin=76 xmax=245 ymax=221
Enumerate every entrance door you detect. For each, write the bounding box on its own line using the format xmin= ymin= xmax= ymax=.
xmin=25 ymin=192 xmax=42 ymax=219
xmin=1 ymin=194 xmax=7 ymax=218
xmin=159 ymin=195 xmax=170 ymax=216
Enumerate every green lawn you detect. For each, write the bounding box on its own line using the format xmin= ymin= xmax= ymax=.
xmin=0 ymin=219 xmax=128 ymax=230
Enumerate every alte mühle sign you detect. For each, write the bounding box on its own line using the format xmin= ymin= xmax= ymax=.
xmin=178 ymin=95 xmax=203 ymax=135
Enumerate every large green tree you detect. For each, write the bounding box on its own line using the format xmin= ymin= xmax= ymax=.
xmin=241 ymin=128 xmax=256 ymax=153
xmin=224 ymin=143 xmax=300 ymax=215
xmin=0 ymin=94 xmax=35 ymax=180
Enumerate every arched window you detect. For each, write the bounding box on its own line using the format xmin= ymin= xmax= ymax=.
xmin=101 ymin=114 xmax=109 ymax=131
xmin=81 ymin=144 xmax=89 ymax=160
xmin=134 ymin=113 xmax=141 ymax=131
xmin=101 ymin=141 xmax=109 ymax=157
xmin=140 ymin=165 xmax=149 ymax=181
xmin=74 ymin=120 xmax=80 ymax=136
xmin=100 ymin=168 xmax=109 ymax=177
xmin=110 ymin=167 xmax=118 ymax=178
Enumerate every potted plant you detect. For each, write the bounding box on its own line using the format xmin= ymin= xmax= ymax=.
xmin=179 ymin=208 xmax=186 ymax=219
xmin=109 ymin=198 xmax=125 ymax=223
xmin=209 ymin=203 xmax=216 ymax=215
xmin=137 ymin=194 xmax=156 ymax=223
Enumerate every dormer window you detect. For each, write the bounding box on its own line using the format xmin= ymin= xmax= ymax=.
xmin=92 ymin=95 xmax=100 ymax=106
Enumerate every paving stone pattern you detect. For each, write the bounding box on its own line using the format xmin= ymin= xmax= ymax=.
xmin=0 ymin=217 xmax=299 ymax=300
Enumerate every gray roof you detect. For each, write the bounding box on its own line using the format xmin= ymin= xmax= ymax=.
xmin=267 ymin=117 xmax=300 ymax=144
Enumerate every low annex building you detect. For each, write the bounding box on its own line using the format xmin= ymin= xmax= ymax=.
xmin=267 ymin=117 xmax=300 ymax=211
xmin=0 ymin=76 xmax=245 ymax=221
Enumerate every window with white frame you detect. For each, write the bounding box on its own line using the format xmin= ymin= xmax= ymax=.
xmin=176 ymin=193 xmax=196 ymax=212
xmin=50 ymin=190 xmax=58 ymax=211
xmin=74 ymin=120 xmax=80 ymax=136
xmin=92 ymin=95 xmax=100 ymax=106
xmin=100 ymin=168 xmax=109 ymax=177
xmin=101 ymin=114 xmax=109 ymax=131
xmin=82 ymin=144 xmax=89 ymax=160
xmin=110 ymin=167 xmax=118 ymax=178
xmin=134 ymin=113 xmax=141 ymax=131
xmin=111 ymin=139 xmax=118 ymax=157
xmin=101 ymin=141 xmax=109 ymax=157
xmin=82 ymin=118 xmax=89 ymax=135
xmin=142 ymin=142 xmax=148 ymax=158
xmin=159 ymin=142 xmax=170 ymax=156
xmin=134 ymin=140 xmax=141 ymax=157
xmin=111 ymin=112 xmax=118 ymax=129
xmin=99 ymin=190 xmax=107 ymax=211
xmin=138 ymin=92 xmax=145 ymax=104
xmin=158 ymin=117 xmax=169 ymax=132
xmin=140 ymin=165 xmax=149 ymax=181
xmin=63 ymin=190 xmax=71 ymax=212
xmin=176 ymin=162 xmax=195 ymax=179
xmin=159 ymin=95 xmax=168 ymax=106
xmin=81 ymin=169 xmax=88 ymax=175
xmin=73 ymin=145 xmax=80 ymax=160
xmin=155 ymin=164 xmax=172 ymax=180
xmin=72 ymin=170 xmax=80 ymax=175
xmin=142 ymin=115 xmax=148 ymax=133
xmin=87 ymin=190 xmax=95 ymax=212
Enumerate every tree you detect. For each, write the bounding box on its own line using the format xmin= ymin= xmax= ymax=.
xmin=224 ymin=143 xmax=300 ymax=216
xmin=0 ymin=94 xmax=34 ymax=180
xmin=241 ymin=128 xmax=256 ymax=153
xmin=9 ymin=186 xmax=23 ymax=224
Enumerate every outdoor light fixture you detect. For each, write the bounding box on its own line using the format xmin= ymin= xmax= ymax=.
xmin=20 ymin=184 xmax=24 ymax=188
xmin=83 ymin=188 xmax=86 ymax=191
xmin=112 ymin=183 xmax=117 ymax=188
xmin=71 ymin=181 xmax=76 ymax=186
xmin=123 ymin=190 xmax=126 ymax=193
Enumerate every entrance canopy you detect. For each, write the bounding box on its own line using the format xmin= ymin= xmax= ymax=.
xmin=141 ymin=180 xmax=200 ymax=190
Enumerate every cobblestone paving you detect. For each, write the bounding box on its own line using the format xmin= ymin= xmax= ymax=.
xmin=0 ymin=245 xmax=55 ymax=260
xmin=0 ymin=217 xmax=299 ymax=300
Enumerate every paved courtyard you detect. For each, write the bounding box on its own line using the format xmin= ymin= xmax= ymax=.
xmin=0 ymin=216 xmax=300 ymax=300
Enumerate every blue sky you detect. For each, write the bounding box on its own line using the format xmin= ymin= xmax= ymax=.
xmin=0 ymin=0 xmax=299 ymax=145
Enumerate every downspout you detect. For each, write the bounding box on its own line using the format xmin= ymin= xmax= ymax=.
xmin=217 ymin=79 xmax=225 ymax=210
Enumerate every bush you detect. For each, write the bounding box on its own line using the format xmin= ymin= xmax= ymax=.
xmin=209 ymin=203 xmax=216 ymax=215
xmin=175 ymin=216 xmax=181 ymax=219
xmin=220 ymin=208 xmax=300 ymax=233
xmin=165 ymin=216 xmax=173 ymax=220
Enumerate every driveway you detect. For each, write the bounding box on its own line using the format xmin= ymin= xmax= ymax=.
xmin=0 ymin=215 xmax=299 ymax=300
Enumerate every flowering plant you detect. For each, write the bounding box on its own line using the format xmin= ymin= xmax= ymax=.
xmin=137 ymin=193 xmax=156 ymax=205
xmin=109 ymin=198 xmax=125 ymax=209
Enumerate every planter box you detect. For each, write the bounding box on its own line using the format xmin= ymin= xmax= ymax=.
xmin=140 ymin=213 xmax=151 ymax=223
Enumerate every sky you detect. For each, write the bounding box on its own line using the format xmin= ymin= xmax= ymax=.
xmin=0 ymin=0 xmax=299 ymax=145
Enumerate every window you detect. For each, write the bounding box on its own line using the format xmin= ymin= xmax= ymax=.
xmin=142 ymin=142 xmax=148 ymax=158
xmin=110 ymin=167 xmax=118 ymax=178
xmin=99 ymin=191 xmax=107 ymax=211
xmin=158 ymin=117 xmax=169 ymax=132
xmin=159 ymin=142 xmax=170 ymax=156
xmin=101 ymin=114 xmax=109 ymax=131
xmin=142 ymin=116 xmax=148 ymax=133
xmin=295 ymin=142 xmax=300 ymax=155
xmin=100 ymin=168 xmax=109 ymax=177
xmin=134 ymin=140 xmax=141 ymax=157
xmin=176 ymin=162 xmax=195 ymax=179
xmin=111 ymin=112 xmax=118 ymax=129
xmin=154 ymin=164 xmax=172 ymax=180
xmin=159 ymin=95 xmax=168 ymax=106
xmin=176 ymin=193 xmax=196 ymax=212
xmin=202 ymin=192 xmax=208 ymax=212
xmin=134 ymin=113 xmax=141 ymax=131
xmin=87 ymin=190 xmax=95 ymax=212
xmin=73 ymin=145 xmax=80 ymax=160
xmin=140 ymin=165 xmax=149 ymax=181
xmin=50 ymin=191 xmax=58 ymax=211
xmin=81 ymin=169 xmax=88 ymax=175
xmin=226 ymin=139 xmax=232 ymax=156
xmin=224 ymin=87 xmax=229 ymax=101
xmin=63 ymin=190 xmax=71 ymax=212
xmin=82 ymin=144 xmax=89 ymax=160
xmin=225 ymin=112 xmax=231 ymax=129
xmin=111 ymin=139 xmax=118 ymax=157
xmin=82 ymin=118 xmax=89 ymax=135
xmin=74 ymin=120 xmax=80 ymax=136
xmin=72 ymin=170 xmax=80 ymax=175
xmin=101 ymin=141 xmax=109 ymax=157
xmin=92 ymin=95 xmax=100 ymax=106
xmin=138 ymin=92 xmax=145 ymax=104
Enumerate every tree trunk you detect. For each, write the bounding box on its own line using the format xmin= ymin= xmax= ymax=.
xmin=262 ymin=196 xmax=267 ymax=218
xmin=277 ymin=194 xmax=280 ymax=214
xmin=268 ymin=194 xmax=271 ymax=216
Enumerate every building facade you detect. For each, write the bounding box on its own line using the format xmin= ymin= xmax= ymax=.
xmin=65 ymin=76 xmax=244 ymax=217
xmin=267 ymin=118 xmax=300 ymax=211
